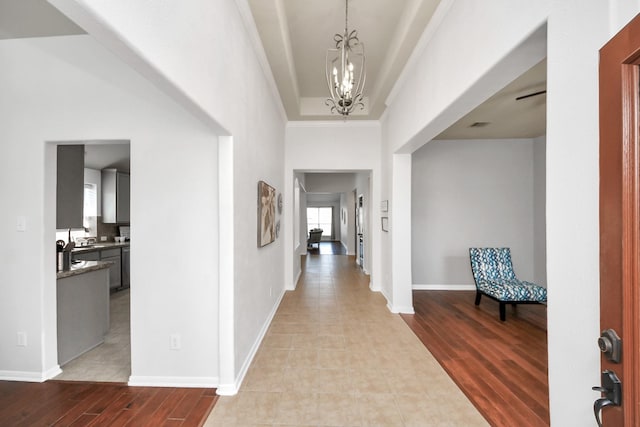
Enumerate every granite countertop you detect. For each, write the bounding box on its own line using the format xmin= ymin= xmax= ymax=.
xmin=72 ymin=241 xmax=130 ymax=254
xmin=56 ymin=260 xmax=114 ymax=279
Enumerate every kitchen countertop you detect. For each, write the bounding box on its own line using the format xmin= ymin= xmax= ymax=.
xmin=72 ymin=242 xmax=130 ymax=254
xmin=56 ymin=260 xmax=114 ymax=279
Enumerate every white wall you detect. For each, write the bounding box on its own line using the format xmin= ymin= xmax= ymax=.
xmin=354 ymin=173 xmax=372 ymax=274
xmin=0 ymin=36 xmax=218 ymax=383
xmin=382 ymin=0 xmax=638 ymax=424
xmin=411 ymin=138 xmax=540 ymax=288
xmin=533 ymin=135 xmax=547 ymax=286
xmin=339 ymin=191 xmax=355 ymax=254
xmin=50 ymin=0 xmax=287 ymax=393
xmin=284 ymin=122 xmax=381 ymax=291
xmin=305 ymin=173 xmax=356 ymax=193
xmin=291 ymin=173 xmax=305 ymax=284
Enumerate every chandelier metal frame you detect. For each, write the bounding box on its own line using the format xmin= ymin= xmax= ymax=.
xmin=325 ymin=0 xmax=366 ymax=116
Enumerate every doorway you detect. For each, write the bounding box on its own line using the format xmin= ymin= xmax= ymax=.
xmin=53 ymin=140 xmax=131 ymax=383
xmin=292 ymin=171 xmax=372 ymax=284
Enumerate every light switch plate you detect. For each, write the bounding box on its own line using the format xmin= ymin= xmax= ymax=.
xmin=16 ymin=216 xmax=26 ymax=232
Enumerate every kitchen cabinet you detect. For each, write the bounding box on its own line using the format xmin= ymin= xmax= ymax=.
xmin=56 ymin=145 xmax=84 ymax=229
xmin=121 ymin=247 xmax=130 ymax=288
xmin=57 ymin=266 xmax=110 ymax=366
xmin=101 ymin=248 xmax=122 ymax=290
xmin=102 ymin=169 xmax=130 ymax=223
xmin=73 ymin=251 xmax=99 ymax=262
xmin=73 ymin=246 xmax=123 ymax=290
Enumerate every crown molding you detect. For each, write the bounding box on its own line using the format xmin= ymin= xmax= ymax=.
xmin=233 ymin=0 xmax=288 ymax=123
xmin=286 ymin=120 xmax=381 ymax=128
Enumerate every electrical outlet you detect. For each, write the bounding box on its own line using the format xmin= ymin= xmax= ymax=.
xmin=170 ymin=334 xmax=181 ymax=350
xmin=17 ymin=332 xmax=27 ymax=347
xmin=100 ymin=236 xmax=107 ymax=242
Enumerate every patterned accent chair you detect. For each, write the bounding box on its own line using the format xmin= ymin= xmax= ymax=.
xmin=307 ymin=229 xmax=323 ymax=250
xmin=469 ymin=247 xmax=547 ymax=321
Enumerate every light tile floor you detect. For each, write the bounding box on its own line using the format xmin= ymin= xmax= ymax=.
xmin=54 ymin=289 xmax=130 ymax=382
xmin=205 ymin=255 xmax=488 ymax=427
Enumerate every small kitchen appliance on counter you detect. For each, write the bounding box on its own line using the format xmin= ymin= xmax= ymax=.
xmin=56 ymin=240 xmax=74 ymax=271
xmin=119 ymin=225 xmax=130 ymax=242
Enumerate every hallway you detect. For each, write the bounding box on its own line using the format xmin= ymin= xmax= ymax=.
xmin=205 ymin=254 xmax=486 ymax=426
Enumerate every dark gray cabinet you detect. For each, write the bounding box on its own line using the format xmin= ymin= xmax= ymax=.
xmin=101 ymin=249 xmax=122 ymax=290
xmin=102 ymin=169 xmax=130 ymax=223
xmin=72 ymin=251 xmax=99 ymax=262
xmin=121 ymin=247 xmax=130 ymax=288
xmin=73 ymin=247 xmax=123 ymax=290
xmin=56 ymin=145 xmax=84 ymax=229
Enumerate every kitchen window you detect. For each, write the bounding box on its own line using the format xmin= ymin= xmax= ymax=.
xmin=83 ymin=183 xmax=97 ymax=232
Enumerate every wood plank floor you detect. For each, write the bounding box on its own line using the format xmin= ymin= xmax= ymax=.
xmin=402 ymin=290 xmax=549 ymax=427
xmin=307 ymin=241 xmax=347 ymax=255
xmin=0 ymin=380 xmax=217 ymax=427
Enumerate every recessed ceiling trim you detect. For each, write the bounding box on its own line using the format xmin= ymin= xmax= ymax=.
xmin=300 ymin=97 xmax=369 ymax=117
xmin=369 ymin=0 xmax=440 ymax=116
xmin=385 ymin=0 xmax=454 ymax=108
xmin=275 ymin=0 xmax=300 ymax=103
xmin=233 ymin=0 xmax=288 ymax=122
xmin=286 ymin=120 xmax=380 ymax=128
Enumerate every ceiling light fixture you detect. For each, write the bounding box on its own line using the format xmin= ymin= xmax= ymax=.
xmin=325 ymin=0 xmax=366 ymax=116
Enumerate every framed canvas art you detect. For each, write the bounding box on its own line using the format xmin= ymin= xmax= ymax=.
xmin=258 ymin=181 xmax=276 ymax=247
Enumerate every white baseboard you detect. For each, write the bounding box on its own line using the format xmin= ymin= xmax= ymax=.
xmin=412 ymin=284 xmax=476 ymax=291
xmin=387 ymin=303 xmax=415 ymax=314
xmin=0 ymin=365 xmax=61 ymax=382
xmin=215 ymin=383 xmax=238 ymax=396
xmin=128 ymin=376 xmax=218 ymax=388
xmin=379 ymin=288 xmax=415 ymax=314
xmin=292 ymin=269 xmax=301 ymax=290
xmin=217 ymin=288 xmax=286 ymax=396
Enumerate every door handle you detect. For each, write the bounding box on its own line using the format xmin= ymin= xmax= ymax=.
xmin=592 ymin=370 xmax=622 ymax=427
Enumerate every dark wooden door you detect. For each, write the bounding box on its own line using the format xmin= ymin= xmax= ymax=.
xmin=599 ymin=13 xmax=640 ymax=427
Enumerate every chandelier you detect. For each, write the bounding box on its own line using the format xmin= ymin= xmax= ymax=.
xmin=325 ymin=0 xmax=366 ymax=116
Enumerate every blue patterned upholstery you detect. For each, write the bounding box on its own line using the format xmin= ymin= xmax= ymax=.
xmin=469 ymin=247 xmax=547 ymax=303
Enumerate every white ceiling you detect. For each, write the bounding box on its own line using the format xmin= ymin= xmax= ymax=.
xmin=2 ymin=0 xmax=546 ymax=138
xmin=0 ymin=0 xmax=84 ymax=40
xmin=84 ymin=142 xmax=130 ymax=172
xmin=437 ymin=59 xmax=547 ymax=140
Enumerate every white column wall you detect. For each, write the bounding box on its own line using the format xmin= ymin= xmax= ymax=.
xmin=49 ymin=0 xmax=287 ymax=393
xmin=0 ymin=36 xmax=218 ymax=382
xmin=390 ymin=154 xmax=413 ymax=313
xmin=284 ymin=122 xmax=381 ymax=291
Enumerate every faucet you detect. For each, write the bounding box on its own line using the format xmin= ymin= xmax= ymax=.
xmin=68 ymin=228 xmax=72 ymax=244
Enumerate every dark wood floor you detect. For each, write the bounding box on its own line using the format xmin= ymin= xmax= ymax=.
xmin=0 ymin=380 xmax=217 ymax=427
xmin=307 ymin=241 xmax=347 ymax=255
xmin=402 ymin=290 xmax=549 ymax=427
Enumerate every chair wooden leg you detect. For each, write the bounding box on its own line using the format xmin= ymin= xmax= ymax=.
xmin=475 ymin=291 xmax=482 ymax=306
xmin=499 ymin=302 xmax=506 ymax=321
